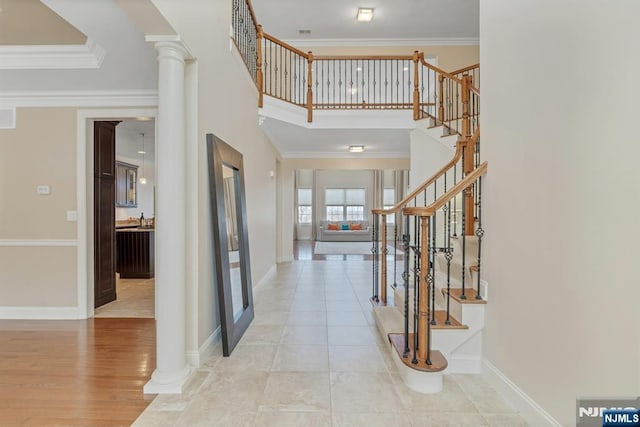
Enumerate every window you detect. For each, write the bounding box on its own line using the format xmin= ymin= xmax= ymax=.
xmin=384 ymin=188 xmax=395 ymax=224
xmin=325 ymin=188 xmax=365 ymax=221
xmin=297 ymin=188 xmax=312 ymax=224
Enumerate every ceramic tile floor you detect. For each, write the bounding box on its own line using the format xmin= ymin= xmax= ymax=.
xmin=94 ymin=276 xmax=154 ymax=318
xmin=133 ymin=260 xmax=528 ymax=427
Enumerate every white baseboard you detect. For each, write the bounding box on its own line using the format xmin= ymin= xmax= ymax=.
xmin=482 ymin=359 xmax=561 ymax=427
xmin=255 ymin=264 xmax=277 ymax=289
xmin=277 ymin=256 xmax=294 ymax=263
xmin=445 ymin=354 xmax=482 ymax=374
xmin=0 ymin=306 xmax=82 ymax=319
xmin=186 ymin=326 xmax=221 ymax=368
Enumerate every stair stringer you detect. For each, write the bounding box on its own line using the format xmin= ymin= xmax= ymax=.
xmin=432 ymin=303 xmax=485 ymax=374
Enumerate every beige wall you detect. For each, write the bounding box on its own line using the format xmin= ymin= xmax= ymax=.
xmin=0 ymin=108 xmax=77 ymax=240
xmin=481 ymin=1 xmax=640 ymax=425
xmin=0 ymin=108 xmax=78 ymax=308
xmin=294 ymin=45 xmax=479 ymax=73
xmin=0 ymin=247 xmax=77 ymax=306
xmin=151 ymin=0 xmax=280 ymax=347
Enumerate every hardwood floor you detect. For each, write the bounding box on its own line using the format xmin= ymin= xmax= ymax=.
xmin=0 ymin=318 xmax=156 ymax=426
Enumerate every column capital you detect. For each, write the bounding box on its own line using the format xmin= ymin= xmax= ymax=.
xmin=146 ymin=35 xmax=193 ymax=63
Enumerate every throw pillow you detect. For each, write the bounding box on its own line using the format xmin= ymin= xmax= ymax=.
xmin=327 ymin=223 xmax=339 ymax=230
xmin=341 ymin=224 xmax=350 ymax=230
xmin=349 ymin=223 xmax=362 ymax=230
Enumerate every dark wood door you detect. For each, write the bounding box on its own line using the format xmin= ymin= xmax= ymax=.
xmin=94 ymin=121 xmax=120 ymax=308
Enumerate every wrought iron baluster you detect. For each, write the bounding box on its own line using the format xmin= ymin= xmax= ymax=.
xmin=430 ymin=216 xmax=436 ymax=325
xmin=402 ymin=219 xmax=410 ymax=357
xmin=475 ymin=176 xmax=484 ymax=300
xmin=371 ymin=213 xmax=379 ymax=303
xmin=412 ymin=215 xmax=419 ymax=364
xmin=393 ymin=221 xmax=398 ymax=288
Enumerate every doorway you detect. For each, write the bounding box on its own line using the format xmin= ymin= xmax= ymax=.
xmin=91 ymin=117 xmax=156 ymax=318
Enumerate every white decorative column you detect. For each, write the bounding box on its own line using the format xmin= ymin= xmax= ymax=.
xmin=144 ymin=38 xmax=193 ymax=394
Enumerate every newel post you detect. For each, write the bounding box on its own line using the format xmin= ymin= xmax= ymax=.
xmin=418 ymin=215 xmax=430 ymax=361
xmin=412 ymin=51 xmax=420 ymax=120
xmin=437 ymin=75 xmax=445 ymax=124
xmin=306 ymin=51 xmax=313 ymax=123
xmin=461 ymin=74 xmax=475 ymax=236
xmin=256 ymin=25 xmax=264 ymax=108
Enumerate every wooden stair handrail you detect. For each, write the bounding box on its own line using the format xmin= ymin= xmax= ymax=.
xmin=449 ymin=63 xmax=480 ymax=76
xmin=418 ymin=54 xmax=462 ymax=84
xmin=470 ymin=84 xmax=480 ymax=96
xmin=403 ymin=161 xmax=488 ymax=217
xmin=263 ymin=33 xmax=310 ymax=59
xmin=372 ymin=126 xmax=480 ymax=216
xmin=245 ymin=0 xmax=261 ymax=33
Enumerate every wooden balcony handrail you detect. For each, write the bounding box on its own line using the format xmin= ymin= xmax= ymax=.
xmin=402 ymin=161 xmax=488 ymax=217
xmin=263 ymin=33 xmax=310 ymax=59
xmin=372 ymin=126 xmax=480 ymax=216
xmin=314 ymin=55 xmax=413 ymax=61
xmin=245 ymin=0 xmax=260 ymax=33
xmin=419 ymin=54 xmax=462 ymax=84
xmin=449 ymin=63 xmax=480 ymax=76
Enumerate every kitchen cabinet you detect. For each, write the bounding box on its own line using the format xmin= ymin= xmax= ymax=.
xmin=116 ymin=228 xmax=154 ymax=278
xmin=115 ymin=161 xmax=138 ymax=207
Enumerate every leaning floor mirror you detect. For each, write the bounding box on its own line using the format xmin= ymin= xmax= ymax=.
xmin=207 ymin=134 xmax=254 ymax=356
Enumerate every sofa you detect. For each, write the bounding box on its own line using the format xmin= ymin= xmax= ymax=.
xmin=317 ymin=220 xmax=371 ymax=242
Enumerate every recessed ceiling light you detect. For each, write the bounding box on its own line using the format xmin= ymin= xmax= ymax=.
xmin=356 ymin=7 xmax=374 ymax=22
xmin=403 ymin=66 xmax=409 ymax=71
xmin=137 ymin=150 xmax=146 ymax=154
xmin=349 ymin=145 xmax=365 ymax=153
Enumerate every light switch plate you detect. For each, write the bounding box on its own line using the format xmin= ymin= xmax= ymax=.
xmin=36 ymin=185 xmax=50 ymax=195
xmin=66 ymin=211 xmax=78 ymax=222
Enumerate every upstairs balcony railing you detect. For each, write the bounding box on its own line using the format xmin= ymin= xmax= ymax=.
xmin=230 ymin=2 xmax=478 ymax=127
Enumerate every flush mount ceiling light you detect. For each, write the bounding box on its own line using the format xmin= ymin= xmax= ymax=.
xmin=349 ymin=145 xmax=365 ymax=153
xmin=139 ymin=133 xmax=147 ymax=185
xmin=356 ymin=7 xmax=374 ymax=22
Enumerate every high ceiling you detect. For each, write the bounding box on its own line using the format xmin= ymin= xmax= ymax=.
xmin=251 ymin=0 xmax=479 ymax=43
xmin=0 ymin=0 xmax=478 ymax=158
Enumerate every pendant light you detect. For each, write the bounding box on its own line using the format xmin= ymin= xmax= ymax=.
xmin=138 ymin=132 xmax=147 ymax=185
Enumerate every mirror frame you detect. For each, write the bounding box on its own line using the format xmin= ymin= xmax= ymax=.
xmin=207 ymin=134 xmax=254 ymax=356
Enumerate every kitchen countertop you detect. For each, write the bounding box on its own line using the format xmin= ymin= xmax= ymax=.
xmin=116 ymin=227 xmax=154 ymax=232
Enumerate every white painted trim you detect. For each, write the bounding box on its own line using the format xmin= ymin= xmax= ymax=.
xmin=281 ymin=151 xmax=409 ymax=159
xmin=482 ymin=359 xmax=562 ymax=427
xmin=0 ymin=239 xmax=77 ymax=247
xmin=145 ymin=35 xmax=195 ymax=59
xmin=254 ymin=264 xmax=277 ymax=289
xmin=186 ymin=326 xmax=222 ymax=368
xmin=0 ymin=39 xmax=106 ymax=70
xmin=277 ymin=256 xmax=294 ymax=263
xmin=76 ymin=108 xmax=158 ymax=320
xmin=0 ymin=306 xmax=81 ymax=319
xmin=281 ymin=37 xmax=480 ymax=48
xmin=0 ymin=90 xmax=158 ymax=108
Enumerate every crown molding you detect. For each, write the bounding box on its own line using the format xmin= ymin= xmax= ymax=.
xmin=281 ymin=151 xmax=409 ymax=159
xmin=280 ymin=37 xmax=479 ymax=48
xmin=0 ymin=39 xmax=106 ymax=70
xmin=0 ymin=89 xmax=158 ymax=108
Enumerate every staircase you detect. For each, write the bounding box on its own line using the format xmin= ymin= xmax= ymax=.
xmin=230 ymin=0 xmax=487 ymax=395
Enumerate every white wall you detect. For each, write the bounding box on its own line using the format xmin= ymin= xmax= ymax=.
xmin=481 ymin=1 xmax=640 ymax=425
xmin=151 ymin=0 xmax=279 ymax=348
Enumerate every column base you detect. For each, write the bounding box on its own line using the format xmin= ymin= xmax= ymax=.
xmin=143 ymin=365 xmax=194 ymax=394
